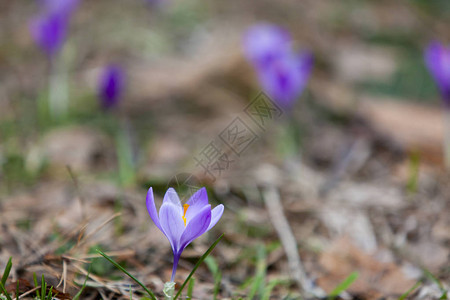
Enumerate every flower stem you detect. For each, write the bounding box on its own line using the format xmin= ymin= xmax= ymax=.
xmin=48 ymin=57 xmax=68 ymax=120
xmin=171 ymin=252 xmax=180 ymax=282
xmin=444 ymin=109 xmax=450 ymax=171
xmin=116 ymin=117 xmax=137 ymax=187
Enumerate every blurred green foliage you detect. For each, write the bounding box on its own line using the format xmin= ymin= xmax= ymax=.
xmin=357 ymin=49 xmax=439 ymax=102
xmin=412 ymin=0 xmax=450 ymax=17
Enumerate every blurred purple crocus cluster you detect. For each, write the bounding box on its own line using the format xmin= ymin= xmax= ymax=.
xmin=243 ymin=23 xmax=313 ymax=110
xmin=425 ymin=41 xmax=450 ymax=107
xmin=30 ymin=0 xmax=80 ymax=58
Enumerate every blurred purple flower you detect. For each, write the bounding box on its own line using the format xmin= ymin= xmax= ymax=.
xmin=30 ymin=12 xmax=68 ymax=58
xmin=146 ymin=187 xmax=224 ymax=281
xmin=243 ymin=24 xmax=292 ymax=70
xmin=39 ymin=0 xmax=80 ymax=17
xmin=98 ymin=65 xmax=125 ymax=110
xmin=30 ymin=0 xmax=79 ymax=58
xmin=243 ymin=23 xmax=313 ymax=109
xmin=425 ymin=41 xmax=450 ymax=106
xmin=258 ymin=52 xmax=313 ymax=109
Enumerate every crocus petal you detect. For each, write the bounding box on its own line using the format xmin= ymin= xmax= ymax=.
xmin=425 ymin=42 xmax=450 ymax=103
xmin=206 ymin=204 xmax=224 ymax=232
xmin=425 ymin=43 xmax=445 ymax=91
xmin=163 ymin=188 xmax=182 ymax=213
xmin=258 ymin=51 xmax=312 ymax=109
xmin=291 ymin=51 xmax=313 ymax=102
xmin=179 ymin=205 xmax=211 ymax=251
xmin=30 ymin=12 xmax=67 ymax=57
xmin=146 ymin=187 xmax=162 ymax=231
xmin=243 ymin=23 xmax=292 ymax=69
xmin=159 ymin=202 xmax=185 ymax=253
xmin=171 ymin=251 xmax=182 ymax=282
xmin=30 ymin=0 xmax=80 ymax=58
xmin=40 ymin=0 xmax=80 ymax=17
xmin=298 ymin=52 xmax=314 ymax=82
xmin=258 ymin=55 xmax=299 ymax=108
xmin=185 ymin=187 xmax=209 ymax=222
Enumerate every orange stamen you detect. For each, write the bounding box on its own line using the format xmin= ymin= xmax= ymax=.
xmin=182 ymin=204 xmax=189 ymax=226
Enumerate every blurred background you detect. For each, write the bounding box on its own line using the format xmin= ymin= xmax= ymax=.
xmin=0 ymin=0 xmax=449 ymax=299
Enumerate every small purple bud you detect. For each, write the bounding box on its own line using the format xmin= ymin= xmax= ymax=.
xmin=98 ymin=65 xmax=125 ymax=110
xmin=425 ymin=41 xmax=450 ymax=107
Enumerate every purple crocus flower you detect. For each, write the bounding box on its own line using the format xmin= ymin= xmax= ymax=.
xmin=30 ymin=12 xmax=68 ymax=58
xmin=425 ymin=41 xmax=450 ymax=107
xmin=243 ymin=23 xmax=313 ymax=109
xmin=98 ymin=65 xmax=125 ymax=110
xmin=243 ymin=24 xmax=292 ymax=70
xmin=258 ymin=51 xmax=313 ymax=109
xmin=30 ymin=0 xmax=79 ymax=58
xmin=146 ymin=187 xmax=224 ymax=281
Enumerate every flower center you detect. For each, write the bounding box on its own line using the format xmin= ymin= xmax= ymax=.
xmin=182 ymin=204 xmax=189 ymax=226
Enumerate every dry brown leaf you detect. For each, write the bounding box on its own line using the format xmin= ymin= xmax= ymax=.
xmin=358 ymin=96 xmax=444 ymax=166
xmin=317 ymin=237 xmax=416 ymax=299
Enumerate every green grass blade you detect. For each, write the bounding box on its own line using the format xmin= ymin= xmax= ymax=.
xmin=46 ymin=286 xmax=53 ymax=300
xmin=262 ymin=279 xmax=289 ymax=300
xmin=204 ymin=257 xmax=221 ymax=300
xmin=96 ymin=249 xmax=157 ymax=300
xmin=33 ymin=273 xmax=40 ymax=299
xmin=204 ymin=257 xmax=219 ymax=277
xmin=423 ymin=268 xmax=448 ymax=299
xmin=238 ymin=277 xmax=253 ymax=290
xmin=424 ymin=268 xmax=443 ymax=289
xmin=1 ymin=257 xmax=12 ymax=287
xmin=398 ymin=280 xmax=421 ymax=300
xmin=174 ymin=234 xmax=224 ymax=300
xmin=248 ymin=246 xmax=266 ymax=299
xmin=187 ymin=278 xmax=195 ymax=299
xmin=329 ymin=271 xmax=359 ymax=298
xmin=116 ymin=126 xmax=136 ymax=187
xmin=73 ymin=266 xmax=91 ymax=300
xmin=407 ymin=151 xmax=420 ymax=194
xmin=15 ymin=280 xmax=19 ymax=299
xmin=0 ymin=281 xmax=12 ymax=300
xmin=41 ymin=274 xmax=46 ymax=300
xmin=212 ymin=270 xmax=222 ymax=300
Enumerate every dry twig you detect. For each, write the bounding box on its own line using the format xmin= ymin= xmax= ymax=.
xmin=17 ymin=286 xmax=40 ymax=300
xmin=262 ymin=185 xmax=324 ymax=296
